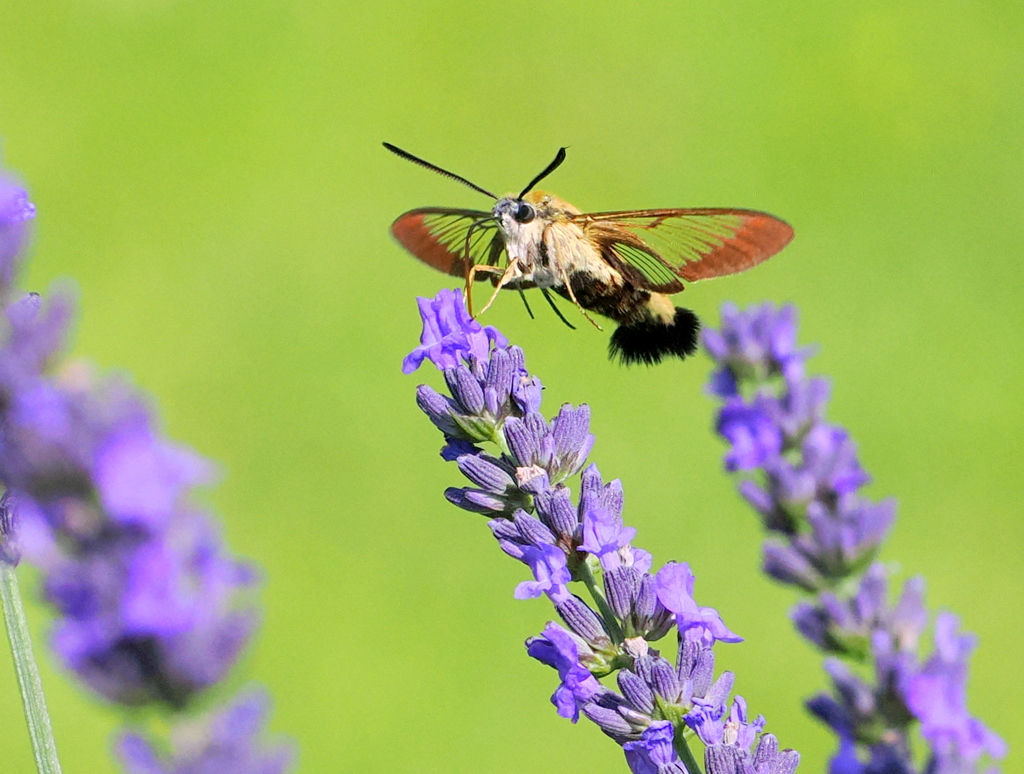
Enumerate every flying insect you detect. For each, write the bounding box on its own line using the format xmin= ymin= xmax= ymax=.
xmin=386 ymin=142 xmax=793 ymax=365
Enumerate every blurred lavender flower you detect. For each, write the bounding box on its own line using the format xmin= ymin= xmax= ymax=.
xmin=0 ymin=165 xmax=293 ymax=769
xmin=407 ymin=289 xmax=799 ymax=774
xmin=0 ymin=171 xmax=36 ymax=292
xmin=117 ymin=687 xmax=294 ymax=774
xmin=704 ymin=302 xmax=1004 ymax=774
xmin=2 ymin=342 xmax=261 ymax=709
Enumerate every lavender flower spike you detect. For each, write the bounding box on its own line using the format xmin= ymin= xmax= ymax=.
xmin=704 ymin=302 xmax=1004 ymax=774
xmin=5 ymin=385 xmax=261 ymax=708
xmin=409 ymin=289 xmax=799 ymax=774
xmin=0 ymin=161 xmax=294 ymax=772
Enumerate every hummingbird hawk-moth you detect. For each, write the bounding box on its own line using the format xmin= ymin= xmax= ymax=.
xmin=385 ymin=142 xmax=794 ymax=365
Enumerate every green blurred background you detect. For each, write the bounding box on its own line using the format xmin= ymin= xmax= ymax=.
xmin=1 ymin=0 xmax=1022 ymax=771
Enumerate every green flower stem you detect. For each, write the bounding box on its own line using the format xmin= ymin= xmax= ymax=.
xmin=1 ymin=561 xmax=63 ymax=774
xmin=674 ymin=728 xmax=703 ymax=774
xmin=578 ymin=556 xmax=625 ymax=644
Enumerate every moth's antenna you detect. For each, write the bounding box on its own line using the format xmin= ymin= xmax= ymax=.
xmin=518 ymin=147 xmax=568 ymax=199
xmin=383 ymin=143 xmax=497 ymax=200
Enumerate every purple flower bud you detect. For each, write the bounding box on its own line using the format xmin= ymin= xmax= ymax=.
xmin=504 ymin=412 xmax=550 ymax=468
xmin=580 ymin=463 xmax=624 ymax=521
xmin=496 ymin=539 xmax=526 ymax=561
xmin=705 ymin=745 xmax=746 ymax=774
xmin=488 ymin=518 xmax=520 ymax=542
xmin=533 ymin=485 xmax=580 ymax=543
xmin=806 ymin=693 xmax=854 ymax=739
xmin=0 ymin=291 xmax=76 ymax=403
xmin=736 ymin=480 xmax=782 ymax=528
xmin=751 ymin=734 xmax=800 ymax=774
xmin=706 ymin=736 xmax=799 ymax=774
xmin=439 ymin=437 xmax=480 ymax=461
xmin=792 ymin=601 xmax=835 ymax=652
xmin=549 ymin=403 xmax=594 ymax=478
xmin=482 ymin=348 xmax=516 ymax=414
xmin=802 ymin=425 xmax=869 ymax=496
xmin=648 ymin=656 xmax=682 ymax=704
xmin=890 ymin=577 xmax=928 ymax=651
xmin=762 ymin=540 xmax=822 ymax=591
xmin=618 ymin=669 xmax=655 ymax=715
xmin=716 ymin=399 xmax=782 ymax=472
xmin=513 ymin=372 xmax=543 ymax=414
xmin=823 ymin=659 xmax=875 ymax=719
xmin=633 ymin=573 xmax=658 ymax=620
xmin=415 ymin=385 xmax=462 ymax=437
xmin=444 ymin=486 xmax=513 ymax=515
xmin=701 ymin=671 xmax=736 ymax=714
xmin=0 ymin=173 xmax=35 ymax=293
xmin=512 ymin=509 xmax=557 ymax=547
xmin=445 ymin=484 xmax=499 ymax=511
xmin=456 ymin=452 xmax=516 ymax=493
xmin=604 ymin=566 xmax=642 ymax=622
xmin=582 ymin=702 xmax=635 ymax=737
xmin=555 ymin=594 xmax=609 ymax=644
xmin=444 ymin=365 xmax=486 ymax=415
xmin=852 ymin=562 xmax=887 ymax=623
xmin=677 ymin=639 xmax=716 ymax=699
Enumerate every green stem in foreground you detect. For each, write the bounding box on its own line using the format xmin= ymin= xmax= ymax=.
xmin=674 ymin=728 xmax=703 ymax=774
xmin=1 ymin=561 xmax=63 ymax=774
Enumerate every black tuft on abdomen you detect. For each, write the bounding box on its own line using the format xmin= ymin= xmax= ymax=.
xmin=608 ymin=307 xmax=701 ymax=366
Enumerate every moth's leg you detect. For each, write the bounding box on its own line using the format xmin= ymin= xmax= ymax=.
xmin=477 ymin=258 xmax=520 ymax=317
xmin=557 ymin=264 xmax=603 ymax=331
xmin=517 ymin=289 xmax=535 ymax=319
xmin=465 ymin=263 xmax=505 ymax=317
xmin=540 ymin=288 xmax=575 ymax=330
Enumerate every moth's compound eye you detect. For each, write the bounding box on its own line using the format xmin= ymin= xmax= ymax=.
xmin=515 ymin=202 xmax=535 ymax=223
